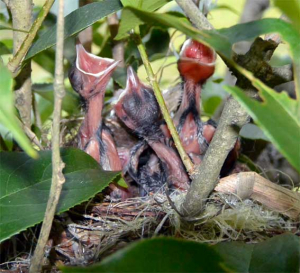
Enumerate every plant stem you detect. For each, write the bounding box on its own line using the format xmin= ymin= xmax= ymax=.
xmin=175 ymin=0 xmax=213 ymax=30
xmin=6 ymin=0 xmax=55 ymax=76
xmin=29 ymin=0 xmax=65 ymax=272
xmin=134 ymin=27 xmax=194 ymax=175
xmin=5 ymin=0 xmax=33 ymax=128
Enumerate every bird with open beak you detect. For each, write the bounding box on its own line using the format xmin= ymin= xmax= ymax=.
xmin=174 ymin=39 xmax=217 ymax=165
xmin=69 ymin=42 xmax=130 ymax=199
xmin=175 ymin=39 xmax=240 ymax=174
xmin=115 ymin=67 xmax=190 ymax=193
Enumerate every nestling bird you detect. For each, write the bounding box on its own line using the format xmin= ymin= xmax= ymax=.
xmin=175 ymin=39 xmax=239 ymax=174
xmin=174 ymin=39 xmax=217 ymax=165
xmin=115 ymin=67 xmax=190 ymax=194
xmin=69 ymin=42 xmax=130 ymax=199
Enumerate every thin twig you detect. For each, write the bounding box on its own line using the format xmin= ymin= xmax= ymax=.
xmin=29 ymin=0 xmax=65 ymax=271
xmin=6 ymin=0 xmax=55 ymax=76
xmin=133 ymin=26 xmax=194 ymax=174
xmin=18 ymin=119 xmax=43 ymax=150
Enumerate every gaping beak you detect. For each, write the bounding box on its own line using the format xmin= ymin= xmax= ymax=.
xmin=76 ymin=43 xmax=119 ymax=81
xmin=178 ymin=39 xmax=216 ymax=83
xmin=69 ymin=42 xmax=119 ymax=99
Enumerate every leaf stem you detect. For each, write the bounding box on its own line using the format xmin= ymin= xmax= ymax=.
xmin=6 ymin=0 xmax=55 ymax=76
xmin=29 ymin=0 xmax=66 ymax=271
xmin=134 ymin=26 xmax=194 ymax=175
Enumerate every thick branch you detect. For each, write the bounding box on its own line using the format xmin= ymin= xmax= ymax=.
xmin=134 ymin=27 xmax=194 ymax=174
xmin=181 ymin=91 xmax=252 ymax=216
xmin=270 ymin=64 xmax=293 ymax=86
xmin=29 ymin=0 xmax=65 ymax=272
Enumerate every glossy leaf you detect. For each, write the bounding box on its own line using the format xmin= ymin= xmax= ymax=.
xmin=116 ymin=1 xmax=170 ymax=40
xmin=274 ymin=0 xmax=300 ymax=32
xmin=145 ymin=28 xmax=170 ymax=61
xmin=0 ymin=63 xmax=37 ymax=158
xmin=0 ymin=41 xmax=11 ymax=55
xmin=62 ymin=237 xmax=227 ymax=272
xmin=121 ymin=0 xmax=169 ymax=11
xmin=213 ymin=233 xmax=300 ymax=272
xmin=249 ymin=233 xmax=300 ymax=272
xmin=61 ymin=234 xmax=300 ymax=272
xmin=25 ymin=0 xmax=123 ymax=60
xmin=224 ymin=84 xmax=300 ymax=172
xmin=32 ymin=84 xmax=80 ymax=115
xmin=0 ymin=148 xmax=119 ymax=242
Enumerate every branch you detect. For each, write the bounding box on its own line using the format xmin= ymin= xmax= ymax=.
xmin=270 ymin=64 xmax=293 ymax=86
xmin=29 ymin=0 xmax=65 ymax=271
xmin=175 ymin=0 xmax=213 ymax=30
xmin=18 ymin=119 xmax=43 ymax=150
xmin=6 ymin=0 xmax=55 ymax=76
xmin=133 ymin=27 xmax=194 ymax=174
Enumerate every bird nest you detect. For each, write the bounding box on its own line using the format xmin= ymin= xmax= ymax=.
xmin=51 ymin=190 xmax=296 ymax=266
xmin=2 ymin=188 xmax=298 ymax=272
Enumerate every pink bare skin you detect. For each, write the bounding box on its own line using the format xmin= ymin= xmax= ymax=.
xmin=174 ymin=39 xmax=216 ymax=164
xmin=69 ymin=42 xmax=130 ymax=198
xmin=175 ymin=39 xmax=240 ymax=174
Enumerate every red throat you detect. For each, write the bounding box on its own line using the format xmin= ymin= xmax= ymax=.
xmin=178 ymin=39 xmax=216 ymax=83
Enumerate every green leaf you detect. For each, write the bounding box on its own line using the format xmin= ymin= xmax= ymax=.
xmin=32 ymin=50 xmax=55 ymax=74
xmin=115 ymin=175 xmax=128 ymax=188
xmin=249 ymin=233 xmax=300 ymax=272
xmin=211 ymin=4 xmax=239 ymax=16
xmin=61 ymin=234 xmax=300 ymax=272
xmin=32 ymin=84 xmax=80 ymax=115
xmin=224 ymin=84 xmax=300 ymax=172
xmin=274 ymin=0 xmax=300 ymax=32
xmin=25 ymin=0 xmax=123 ymax=60
xmin=0 ymin=63 xmax=37 ymax=158
xmin=0 ymin=41 xmax=11 ymax=55
xmin=121 ymin=0 xmax=169 ymax=11
xmin=118 ymin=8 xmax=300 ymax=98
xmin=116 ymin=1 xmax=171 ymax=40
xmin=145 ymin=28 xmax=170 ymax=61
xmin=61 ymin=237 xmax=227 ymax=272
xmin=112 ymin=67 xmax=127 ymax=88
xmin=213 ymin=233 xmax=300 ymax=272
xmin=240 ymin=123 xmax=269 ymax=141
xmin=202 ymin=96 xmax=222 ymax=116
xmin=0 ymin=148 xmax=119 ymax=242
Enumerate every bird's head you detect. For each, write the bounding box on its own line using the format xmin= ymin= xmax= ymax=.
xmin=69 ymin=42 xmax=119 ymax=100
xmin=114 ymin=67 xmax=160 ymax=137
xmin=178 ymin=39 xmax=216 ymax=83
